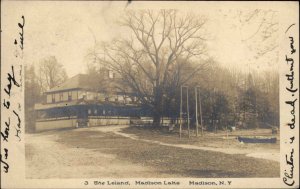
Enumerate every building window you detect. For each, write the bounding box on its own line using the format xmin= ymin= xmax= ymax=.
xmin=88 ymin=109 xmax=91 ymax=115
xmin=94 ymin=109 xmax=97 ymax=114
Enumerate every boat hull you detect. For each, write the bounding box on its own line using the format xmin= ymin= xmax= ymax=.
xmin=237 ymin=136 xmax=277 ymax=143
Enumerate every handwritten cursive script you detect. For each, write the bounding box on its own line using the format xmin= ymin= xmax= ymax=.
xmin=1 ymin=15 xmax=25 ymax=174
xmin=282 ymin=23 xmax=297 ymax=187
xmin=14 ymin=15 xmax=25 ymax=57
xmin=283 ymin=148 xmax=295 ymax=186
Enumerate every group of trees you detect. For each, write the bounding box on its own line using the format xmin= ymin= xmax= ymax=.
xmin=87 ymin=10 xmax=279 ymax=129
xmin=25 ymin=56 xmax=68 ymax=132
xmin=25 ymin=9 xmax=279 ymax=132
xmin=151 ymin=64 xmax=279 ymax=131
xmin=88 ymin=10 xmax=209 ymax=126
xmin=192 ymin=66 xmax=279 ymax=131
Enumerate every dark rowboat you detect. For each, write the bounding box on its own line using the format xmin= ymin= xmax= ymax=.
xmin=237 ymin=136 xmax=277 ymax=143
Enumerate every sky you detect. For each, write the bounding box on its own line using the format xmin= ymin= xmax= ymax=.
xmin=3 ymin=1 xmax=284 ymax=77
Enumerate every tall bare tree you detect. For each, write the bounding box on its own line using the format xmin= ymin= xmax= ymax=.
xmin=90 ymin=10 xmax=209 ymax=126
xmin=38 ymin=56 xmax=68 ymax=91
xmin=25 ymin=64 xmax=42 ymax=132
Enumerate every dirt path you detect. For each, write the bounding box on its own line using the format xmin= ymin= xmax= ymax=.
xmin=92 ymin=125 xmax=279 ymax=162
xmin=26 ymin=126 xmax=279 ymax=178
xmin=25 ymin=130 xmax=165 ymax=179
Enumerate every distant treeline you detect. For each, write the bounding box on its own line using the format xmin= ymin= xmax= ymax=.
xmin=163 ymin=65 xmax=279 ymax=131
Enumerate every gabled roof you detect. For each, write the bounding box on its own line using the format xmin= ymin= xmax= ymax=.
xmin=45 ymin=73 xmax=135 ymax=95
xmin=45 ymin=74 xmax=137 ymax=94
xmin=46 ymin=74 xmax=91 ymax=93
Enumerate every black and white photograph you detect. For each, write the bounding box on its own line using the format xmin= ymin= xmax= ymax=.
xmin=1 ymin=1 xmax=299 ymax=188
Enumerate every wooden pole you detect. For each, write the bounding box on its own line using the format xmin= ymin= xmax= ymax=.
xmin=179 ymin=86 xmax=182 ymax=139
xmin=187 ymin=87 xmax=190 ymax=138
xmin=199 ymin=88 xmax=203 ymax=136
xmin=213 ymin=88 xmax=217 ymax=134
xmin=195 ymin=87 xmax=198 ymax=137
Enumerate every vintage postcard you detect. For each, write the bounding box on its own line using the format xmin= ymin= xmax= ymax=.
xmin=1 ymin=0 xmax=299 ymax=188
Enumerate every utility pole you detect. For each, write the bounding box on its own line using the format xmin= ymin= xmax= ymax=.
xmin=213 ymin=87 xmax=217 ymax=134
xmin=198 ymin=88 xmax=203 ymax=136
xmin=187 ymin=87 xmax=190 ymax=138
xmin=195 ymin=87 xmax=198 ymax=137
xmin=179 ymin=86 xmax=182 ymax=139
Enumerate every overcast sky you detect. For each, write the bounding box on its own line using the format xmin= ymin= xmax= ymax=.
xmin=3 ymin=1 xmax=286 ymax=77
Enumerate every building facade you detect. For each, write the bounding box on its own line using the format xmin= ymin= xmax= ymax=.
xmin=34 ymin=74 xmax=151 ymax=132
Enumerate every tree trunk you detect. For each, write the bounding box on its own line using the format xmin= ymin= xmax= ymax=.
xmin=152 ymin=87 xmax=163 ymax=127
xmin=153 ymin=111 xmax=162 ymax=127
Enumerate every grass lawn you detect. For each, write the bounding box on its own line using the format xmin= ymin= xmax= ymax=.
xmin=122 ymin=126 xmax=280 ymax=151
xmin=57 ymin=128 xmax=279 ymax=178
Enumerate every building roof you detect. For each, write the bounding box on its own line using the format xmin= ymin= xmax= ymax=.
xmin=46 ymin=74 xmax=91 ymax=93
xmin=45 ymin=73 xmax=134 ymax=94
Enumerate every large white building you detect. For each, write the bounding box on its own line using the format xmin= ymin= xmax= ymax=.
xmin=34 ymin=74 xmax=151 ymax=132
